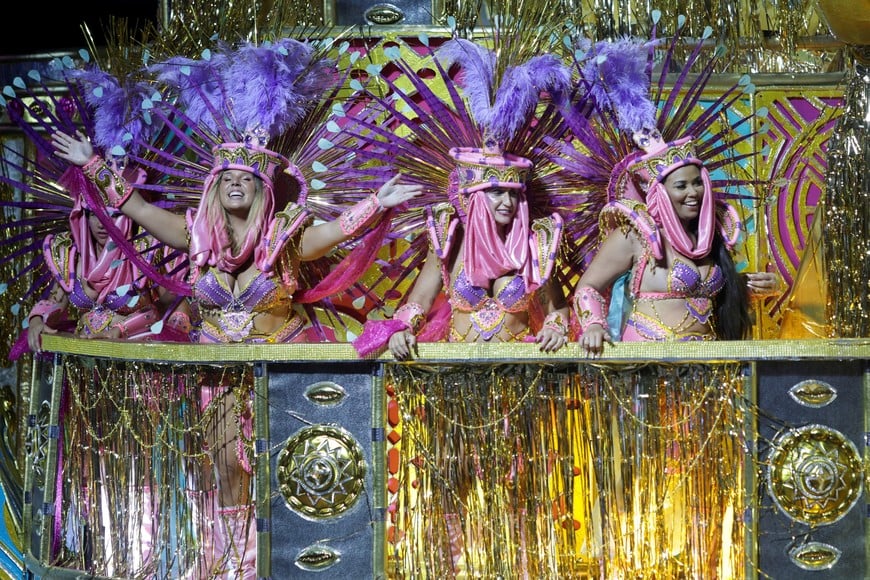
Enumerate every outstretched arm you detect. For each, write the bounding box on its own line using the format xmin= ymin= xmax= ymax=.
xmin=51 ymin=130 xmax=189 ymax=250
xmin=299 ymin=174 xmax=423 ymax=261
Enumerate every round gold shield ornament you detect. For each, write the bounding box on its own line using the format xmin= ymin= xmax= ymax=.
xmin=277 ymin=424 xmax=367 ymax=520
xmin=767 ymin=424 xmax=863 ymax=526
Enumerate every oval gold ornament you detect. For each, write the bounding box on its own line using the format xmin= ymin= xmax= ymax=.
xmin=364 ymin=3 xmax=405 ymax=25
xmin=295 ymin=544 xmax=342 ymax=571
xmin=789 ymin=541 xmax=841 ymax=570
xmin=788 ymin=379 xmax=837 ymax=408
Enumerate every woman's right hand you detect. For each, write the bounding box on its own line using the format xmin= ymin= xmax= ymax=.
xmin=388 ymin=329 xmax=417 ymax=361
xmin=579 ymin=323 xmax=612 ymax=357
xmin=51 ymin=130 xmax=94 ymax=166
xmin=27 ymin=317 xmax=57 ymax=353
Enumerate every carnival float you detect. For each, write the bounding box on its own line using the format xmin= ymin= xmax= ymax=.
xmin=0 ymin=0 xmax=867 ymax=577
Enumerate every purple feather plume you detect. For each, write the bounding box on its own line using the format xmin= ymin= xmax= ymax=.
xmin=66 ymin=67 xmax=158 ymax=155
xmin=435 ymin=39 xmax=496 ymax=129
xmin=489 ymin=54 xmax=571 ymax=143
xmin=150 ymin=52 xmax=231 ymax=133
xmin=225 ymin=39 xmax=338 ymax=138
xmin=581 ymin=37 xmax=657 ymax=133
xmin=436 ymin=39 xmax=569 ymax=145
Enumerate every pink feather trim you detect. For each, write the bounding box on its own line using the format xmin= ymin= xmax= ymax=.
xmin=353 ymin=319 xmax=410 ymax=358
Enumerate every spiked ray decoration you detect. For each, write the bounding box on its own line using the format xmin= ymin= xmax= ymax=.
xmin=0 ymin=54 xmax=189 ymax=358
xmin=551 ymin=13 xmax=769 ymax=273
xmin=336 ymin=19 xmax=587 ymax=322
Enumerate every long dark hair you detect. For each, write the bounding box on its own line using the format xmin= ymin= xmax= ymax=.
xmin=712 ymin=233 xmax=751 ymax=339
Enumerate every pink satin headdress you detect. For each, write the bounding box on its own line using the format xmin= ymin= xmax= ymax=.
xmin=62 ymin=165 xmax=140 ymax=301
xmin=630 ymin=135 xmax=715 ymax=259
xmin=629 ymin=135 xmax=704 ymax=188
xmin=445 ymin=145 xmax=537 ymax=288
xmin=448 ymin=146 xmax=532 ymax=222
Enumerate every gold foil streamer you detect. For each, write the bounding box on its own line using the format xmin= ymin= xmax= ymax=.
xmin=822 ymin=60 xmax=870 ymax=337
xmin=384 ymin=362 xmax=747 ymax=577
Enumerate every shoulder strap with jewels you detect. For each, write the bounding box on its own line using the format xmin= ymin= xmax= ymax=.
xmin=43 ymin=233 xmax=77 ymax=294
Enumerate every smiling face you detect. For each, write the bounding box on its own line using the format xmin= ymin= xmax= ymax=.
xmin=662 ymin=164 xmax=705 ymax=224
xmin=484 ymin=188 xmax=519 ymax=229
xmin=218 ymin=169 xmax=259 ymax=215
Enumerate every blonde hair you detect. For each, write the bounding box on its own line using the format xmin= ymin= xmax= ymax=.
xmin=203 ymin=170 xmax=267 ymax=254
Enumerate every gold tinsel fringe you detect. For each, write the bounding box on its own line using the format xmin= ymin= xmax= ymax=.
xmin=384 ymin=362 xmax=747 ymax=578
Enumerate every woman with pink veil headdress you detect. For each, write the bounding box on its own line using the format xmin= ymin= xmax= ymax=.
xmin=340 ymin=17 xmax=594 ymax=573
xmin=1 ymin=61 xmax=191 ymax=358
xmin=52 ymin=36 xmax=422 ymax=578
xmin=350 ymin=36 xmax=575 ymax=360
xmin=548 ymin=27 xmax=780 ymax=356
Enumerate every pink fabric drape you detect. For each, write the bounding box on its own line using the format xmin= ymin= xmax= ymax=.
xmin=462 ymin=190 xmax=535 ymax=289
xmin=645 ymin=167 xmax=715 ymax=259
xmin=60 ymin=166 xmax=138 ymax=302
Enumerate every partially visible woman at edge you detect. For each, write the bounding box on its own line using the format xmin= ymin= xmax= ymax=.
xmin=25 ymin=172 xmax=190 ymax=354
xmin=574 ymin=132 xmax=779 ymax=357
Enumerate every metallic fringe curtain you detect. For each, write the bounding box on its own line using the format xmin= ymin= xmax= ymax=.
xmin=384 ymin=362 xmax=748 ymax=578
xmin=823 ymin=59 xmax=870 ymax=338
xmin=49 ymin=358 xmax=255 ymax=579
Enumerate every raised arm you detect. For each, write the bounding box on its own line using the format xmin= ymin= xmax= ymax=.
xmin=298 ymin=174 xmax=423 ymax=261
xmin=51 ymin=130 xmax=189 ymax=250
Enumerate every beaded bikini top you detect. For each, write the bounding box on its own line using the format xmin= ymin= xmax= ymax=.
xmin=69 ymin=278 xmax=135 ymax=312
xmin=632 ymin=255 xmax=725 ymax=301
xmin=193 ymin=268 xmax=295 ymax=314
xmin=448 ymin=266 xmax=532 ymax=314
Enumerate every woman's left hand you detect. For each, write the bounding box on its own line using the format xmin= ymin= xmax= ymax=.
xmin=746 ymin=271 xmax=782 ymax=297
xmin=376 ymin=174 xmax=424 ymax=209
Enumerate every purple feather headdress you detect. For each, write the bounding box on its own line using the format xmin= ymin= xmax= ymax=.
xmin=151 ymin=38 xmax=337 ymax=143
xmin=150 ymin=50 xmax=231 ymax=135
xmin=580 ymin=37 xmax=658 ymax=135
xmin=225 ymin=39 xmax=338 ymax=139
xmin=65 ymin=66 xmax=160 ymax=157
xmin=435 ymin=38 xmax=570 ymax=147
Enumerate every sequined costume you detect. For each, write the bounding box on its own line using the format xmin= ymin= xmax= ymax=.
xmin=623 ymin=251 xmax=725 ymax=342
xmin=43 ymin=230 xmax=168 ymax=339
xmin=427 ymin=202 xmax=564 ymax=343
xmin=186 ymin=203 xmax=312 ymax=344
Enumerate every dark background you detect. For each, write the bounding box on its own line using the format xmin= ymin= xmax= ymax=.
xmin=1 ymin=1 xmax=160 ymax=57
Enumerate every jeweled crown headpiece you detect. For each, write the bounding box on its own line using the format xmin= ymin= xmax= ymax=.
xmin=435 ymin=38 xmax=569 ymax=217
xmin=209 ymin=142 xmax=289 ymax=192
xmin=630 ymin=134 xmax=703 ymax=188
xmin=448 ymin=145 xmax=533 ymax=217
